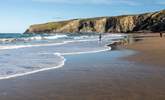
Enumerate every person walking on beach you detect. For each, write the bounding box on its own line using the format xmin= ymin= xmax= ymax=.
xmin=160 ymin=32 xmax=163 ymax=38
xmin=99 ymin=33 xmax=102 ymax=41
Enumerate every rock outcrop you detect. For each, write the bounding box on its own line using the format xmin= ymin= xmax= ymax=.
xmin=25 ymin=10 xmax=165 ymax=34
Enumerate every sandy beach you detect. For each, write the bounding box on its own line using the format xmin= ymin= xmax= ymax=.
xmin=0 ymin=34 xmax=165 ymax=100
xmin=126 ymin=33 xmax=165 ymax=67
xmin=0 ymin=0 xmax=164 ymax=99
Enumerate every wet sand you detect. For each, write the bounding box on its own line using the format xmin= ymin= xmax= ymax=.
xmin=0 ymin=48 xmax=165 ymax=100
xmin=126 ymin=33 xmax=165 ymax=67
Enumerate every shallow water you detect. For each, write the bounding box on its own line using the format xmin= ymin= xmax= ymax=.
xmin=0 ymin=33 xmax=128 ymax=79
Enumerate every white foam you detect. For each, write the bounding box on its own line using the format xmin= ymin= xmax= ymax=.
xmin=0 ymin=39 xmax=96 ymax=50
xmin=0 ymin=38 xmax=16 ymax=42
xmin=0 ymin=53 xmax=66 ymax=80
xmin=0 ymin=34 xmax=68 ymax=43
xmin=0 ymin=42 xmax=68 ymax=50
xmin=24 ymin=34 xmax=68 ymax=41
xmin=44 ymin=35 xmax=68 ymax=40
xmin=61 ymin=41 xmax=112 ymax=55
xmin=0 ymin=34 xmax=126 ymax=80
xmin=0 ymin=34 xmax=125 ymax=50
xmin=28 ymin=36 xmax=43 ymax=40
xmin=0 ymin=44 xmax=112 ymax=80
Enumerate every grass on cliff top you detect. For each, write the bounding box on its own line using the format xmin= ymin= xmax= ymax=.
xmin=30 ymin=20 xmax=73 ymax=30
xmin=29 ymin=9 xmax=165 ymax=30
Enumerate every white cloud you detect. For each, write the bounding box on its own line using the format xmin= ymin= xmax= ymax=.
xmin=32 ymin=0 xmax=140 ymax=6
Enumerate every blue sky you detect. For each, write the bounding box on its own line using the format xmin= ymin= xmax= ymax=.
xmin=0 ymin=0 xmax=165 ymax=33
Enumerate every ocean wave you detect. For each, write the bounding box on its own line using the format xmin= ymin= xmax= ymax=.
xmin=43 ymin=35 xmax=68 ymax=40
xmin=0 ymin=42 xmax=68 ymax=50
xmin=0 ymin=34 xmax=127 ymax=80
xmin=0 ymin=38 xmax=17 ymax=43
xmin=0 ymin=34 xmax=126 ymax=50
xmin=0 ymin=39 xmax=97 ymax=50
xmin=23 ymin=34 xmax=68 ymax=41
xmin=0 ymin=34 xmax=69 ymax=43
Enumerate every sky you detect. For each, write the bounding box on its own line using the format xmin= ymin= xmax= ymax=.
xmin=0 ymin=0 xmax=165 ymax=33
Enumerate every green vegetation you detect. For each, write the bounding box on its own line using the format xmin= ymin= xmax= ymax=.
xmin=26 ymin=9 xmax=165 ymax=34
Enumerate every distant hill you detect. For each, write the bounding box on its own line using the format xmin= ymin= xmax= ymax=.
xmin=25 ymin=9 xmax=165 ymax=34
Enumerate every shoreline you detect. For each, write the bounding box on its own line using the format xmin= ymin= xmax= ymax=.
xmin=1 ymin=33 xmax=164 ymax=80
xmin=0 ymin=49 xmax=165 ymax=100
xmin=0 ymin=33 xmax=164 ymax=80
xmin=124 ymin=33 xmax=165 ymax=67
xmin=0 ymin=37 xmax=113 ymax=80
xmin=0 ymin=48 xmax=112 ymax=80
xmin=0 ymin=33 xmax=165 ymax=100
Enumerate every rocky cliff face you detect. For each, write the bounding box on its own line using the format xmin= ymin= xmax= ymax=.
xmin=25 ymin=10 xmax=165 ymax=34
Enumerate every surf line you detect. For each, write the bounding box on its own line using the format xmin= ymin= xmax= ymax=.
xmin=61 ymin=41 xmax=114 ymax=56
xmin=0 ymin=47 xmax=111 ymax=80
xmin=0 ymin=41 xmax=114 ymax=80
xmin=61 ymin=47 xmax=111 ymax=56
xmin=0 ymin=53 xmax=65 ymax=80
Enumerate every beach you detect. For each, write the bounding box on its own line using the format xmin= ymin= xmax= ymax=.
xmin=126 ymin=33 xmax=165 ymax=67
xmin=0 ymin=34 xmax=165 ymax=100
xmin=0 ymin=0 xmax=164 ymax=99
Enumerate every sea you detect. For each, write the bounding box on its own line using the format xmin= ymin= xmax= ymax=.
xmin=0 ymin=33 xmax=128 ymax=79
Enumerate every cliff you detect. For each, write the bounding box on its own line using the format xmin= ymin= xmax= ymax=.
xmin=25 ymin=10 xmax=165 ymax=34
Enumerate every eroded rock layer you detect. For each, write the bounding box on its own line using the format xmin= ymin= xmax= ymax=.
xmin=25 ymin=10 xmax=165 ymax=34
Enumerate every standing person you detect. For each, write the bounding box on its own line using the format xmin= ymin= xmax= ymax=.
xmin=160 ymin=32 xmax=163 ymax=38
xmin=99 ymin=33 xmax=102 ymax=41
